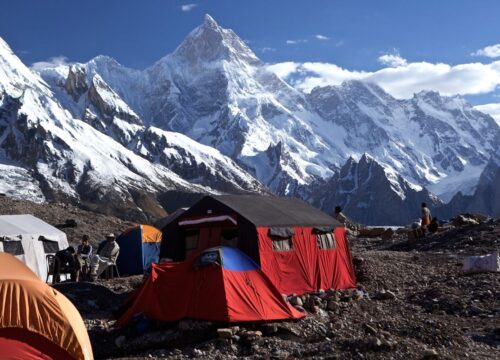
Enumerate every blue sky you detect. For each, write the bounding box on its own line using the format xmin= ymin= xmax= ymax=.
xmin=1 ymin=0 xmax=500 ymax=114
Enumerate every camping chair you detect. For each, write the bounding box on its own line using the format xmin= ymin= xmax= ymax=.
xmin=46 ymin=254 xmax=56 ymax=283
xmin=103 ymin=249 xmax=120 ymax=280
xmin=104 ymin=263 xmax=120 ymax=279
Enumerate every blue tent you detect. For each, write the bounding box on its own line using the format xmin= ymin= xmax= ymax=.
xmin=116 ymin=225 xmax=162 ymax=275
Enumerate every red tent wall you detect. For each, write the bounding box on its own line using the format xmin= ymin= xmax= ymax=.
xmin=0 ymin=328 xmax=73 ymax=360
xmin=257 ymin=226 xmax=356 ymax=295
xmin=222 ymin=268 xmax=303 ymax=321
xmin=317 ymin=227 xmax=357 ymax=290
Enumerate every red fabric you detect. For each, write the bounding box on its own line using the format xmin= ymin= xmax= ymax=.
xmin=316 ymin=227 xmax=357 ymax=290
xmin=118 ymin=261 xmax=304 ymax=325
xmin=223 ymin=269 xmax=303 ymax=321
xmin=257 ymin=226 xmax=356 ymax=295
xmin=185 ymin=225 xmax=233 ymax=261
xmin=0 ymin=328 xmax=74 ymax=360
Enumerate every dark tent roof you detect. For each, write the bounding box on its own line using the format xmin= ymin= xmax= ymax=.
xmin=204 ymin=195 xmax=342 ymax=227
xmin=154 ymin=208 xmax=187 ymax=230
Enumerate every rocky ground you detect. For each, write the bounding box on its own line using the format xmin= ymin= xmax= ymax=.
xmin=2 ymin=196 xmax=498 ymax=359
xmin=59 ymin=221 xmax=499 ymax=359
xmin=0 ymin=195 xmax=132 ymax=246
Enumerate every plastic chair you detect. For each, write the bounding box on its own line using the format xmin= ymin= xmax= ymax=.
xmin=46 ymin=254 xmax=55 ymax=283
xmin=105 ymin=264 xmax=120 ymax=279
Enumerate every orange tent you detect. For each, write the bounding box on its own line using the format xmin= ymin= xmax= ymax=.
xmin=0 ymin=252 xmax=93 ymax=360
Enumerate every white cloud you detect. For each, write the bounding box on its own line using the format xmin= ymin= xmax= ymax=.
xmin=259 ymin=47 xmax=276 ymax=53
xmin=267 ymin=61 xmax=367 ymax=91
xmin=31 ymin=56 xmax=71 ymax=71
xmin=378 ymin=53 xmax=407 ymax=67
xmin=472 ymin=44 xmax=500 ymax=58
xmin=267 ymin=62 xmax=301 ymax=79
xmin=315 ymin=34 xmax=329 ymax=41
xmin=267 ymin=59 xmax=500 ymax=98
xmin=286 ymin=39 xmax=308 ymax=45
xmin=475 ymin=103 xmax=500 ymax=125
xmin=180 ymin=3 xmax=197 ymax=12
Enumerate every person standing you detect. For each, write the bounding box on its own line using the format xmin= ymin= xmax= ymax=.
xmin=421 ymin=202 xmax=432 ymax=230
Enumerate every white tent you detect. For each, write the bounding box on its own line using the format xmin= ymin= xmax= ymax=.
xmin=0 ymin=214 xmax=69 ymax=281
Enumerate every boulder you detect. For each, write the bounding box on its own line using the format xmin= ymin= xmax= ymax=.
xmin=217 ymin=328 xmax=233 ymax=339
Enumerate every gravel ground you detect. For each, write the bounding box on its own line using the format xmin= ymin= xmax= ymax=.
xmin=60 ymin=223 xmax=499 ymax=359
xmin=2 ymin=196 xmax=498 ymax=359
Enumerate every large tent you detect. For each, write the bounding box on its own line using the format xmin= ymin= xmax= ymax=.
xmin=159 ymin=195 xmax=356 ymax=295
xmin=0 ymin=214 xmax=69 ymax=281
xmin=118 ymin=246 xmax=304 ymax=325
xmin=0 ymin=252 xmax=93 ymax=360
xmin=116 ymin=224 xmax=162 ymax=275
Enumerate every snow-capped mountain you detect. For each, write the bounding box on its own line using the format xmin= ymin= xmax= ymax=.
xmin=0 ymin=36 xmax=266 ymax=221
xmin=307 ymin=82 xmax=499 ymax=201
xmin=443 ymin=148 xmax=500 ymax=217
xmin=307 ymin=154 xmax=441 ymax=225
xmin=2 ymin=15 xmax=499 ymax=224
xmin=39 ymin=15 xmax=342 ymax=196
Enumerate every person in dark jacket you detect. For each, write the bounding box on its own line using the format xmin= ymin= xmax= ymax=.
xmin=53 ymin=246 xmax=77 ymax=283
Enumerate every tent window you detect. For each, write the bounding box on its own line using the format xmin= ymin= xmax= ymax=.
xmin=220 ymin=228 xmax=238 ymax=248
xmin=271 ymin=237 xmax=293 ymax=251
xmin=317 ymin=233 xmax=336 ymax=250
xmin=184 ymin=229 xmax=199 ymax=251
xmin=1 ymin=239 xmax=25 ymax=256
xmin=40 ymin=238 xmax=60 ymax=254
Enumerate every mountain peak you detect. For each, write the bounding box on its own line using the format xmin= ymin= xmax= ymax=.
xmin=89 ymin=55 xmax=121 ymax=68
xmin=202 ymin=14 xmax=220 ymax=29
xmin=0 ymin=36 xmax=11 ymax=52
xmin=171 ymin=14 xmax=259 ymax=65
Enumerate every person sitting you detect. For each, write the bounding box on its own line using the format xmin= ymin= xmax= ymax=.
xmin=53 ymin=246 xmax=77 ymax=284
xmin=90 ymin=233 xmax=120 ymax=280
xmin=76 ymin=235 xmax=93 ymax=280
xmin=334 ymin=206 xmax=348 ymax=225
xmin=428 ymin=217 xmax=439 ymax=234
xmin=333 ymin=206 xmax=359 ymax=232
